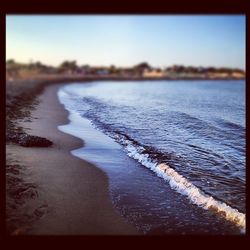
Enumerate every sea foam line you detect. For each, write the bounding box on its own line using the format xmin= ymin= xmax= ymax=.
xmin=123 ymin=141 xmax=245 ymax=232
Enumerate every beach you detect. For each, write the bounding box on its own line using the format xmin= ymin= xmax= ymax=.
xmin=6 ymin=82 xmax=139 ymax=235
xmin=5 ymin=14 xmax=245 ymax=236
xmin=6 ymin=79 xmax=245 ymax=235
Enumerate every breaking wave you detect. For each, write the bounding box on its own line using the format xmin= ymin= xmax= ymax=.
xmin=115 ymin=134 xmax=246 ymax=232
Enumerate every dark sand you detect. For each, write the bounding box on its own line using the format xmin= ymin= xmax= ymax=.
xmin=6 ymin=83 xmax=139 ymax=235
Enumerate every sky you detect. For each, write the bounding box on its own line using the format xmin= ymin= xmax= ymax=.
xmin=6 ymin=15 xmax=246 ymax=69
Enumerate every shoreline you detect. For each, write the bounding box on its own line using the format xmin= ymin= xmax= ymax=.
xmin=6 ymin=83 xmax=139 ymax=235
xmin=6 ymin=77 xmax=245 ymax=235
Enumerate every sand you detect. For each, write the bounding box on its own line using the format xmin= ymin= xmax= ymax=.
xmin=6 ymin=83 xmax=139 ymax=235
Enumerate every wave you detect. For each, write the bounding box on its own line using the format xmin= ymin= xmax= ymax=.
xmin=214 ymin=117 xmax=245 ymax=131
xmin=58 ymin=86 xmax=245 ymax=232
xmin=115 ymin=134 xmax=246 ymax=232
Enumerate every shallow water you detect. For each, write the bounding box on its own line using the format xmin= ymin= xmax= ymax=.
xmin=58 ymin=80 xmax=245 ymax=234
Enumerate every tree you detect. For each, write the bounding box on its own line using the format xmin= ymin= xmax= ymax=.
xmin=59 ymin=60 xmax=78 ymax=73
xmin=133 ymin=62 xmax=151 ymax=75
xmin=109 ymin=65 xmax=117 ymax=74
xmin=6 ymin=59 xmax=15 ymax=65
xmin=172 ymin=65 xmax=185 ymax=73
xmin=134 ymin=62 xmax=151 ymax=70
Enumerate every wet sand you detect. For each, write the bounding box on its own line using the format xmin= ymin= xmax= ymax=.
xmin=6 ymin=83 xmax=139 ymax=235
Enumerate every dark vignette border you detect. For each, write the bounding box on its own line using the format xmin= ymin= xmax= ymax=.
xmin=0 ymin=0 xmax=248 ymax=248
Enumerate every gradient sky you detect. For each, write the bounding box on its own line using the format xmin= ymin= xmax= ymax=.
xmin=6 ymin=15 xmax=245 ymax=69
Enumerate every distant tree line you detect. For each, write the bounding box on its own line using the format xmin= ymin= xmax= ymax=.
xmin=165 ymin=64 xmax=244 ymax=74
xmin=6 ymin=59 xmax=245 ymax=78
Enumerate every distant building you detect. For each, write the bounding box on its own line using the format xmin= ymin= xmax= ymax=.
xmin=119 ymin=68 xmax=135 ymax=77
xmin=143 ymin=68 xmax=164 ymax=78
xmin=197 ymin=67 xmax=206 ymax=73
xmin=96 ymin=69 xmax=109 ymax=75
xmin=231 ymin=72 xmax=245 ymax=79
xmin=207 ymin=72 xmax=229 ymax=79
xmin=78 ymin=65 xmax=91 ymax=75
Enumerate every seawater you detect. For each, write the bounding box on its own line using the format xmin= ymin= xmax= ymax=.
xmin=58 ymin=80 xmax=245 ymax=234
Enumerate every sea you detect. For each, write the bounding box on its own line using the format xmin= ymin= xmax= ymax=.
xmin=57 ymin=80 xmax=245 ymax=234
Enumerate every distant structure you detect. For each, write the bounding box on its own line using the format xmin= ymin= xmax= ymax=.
xmin=143 ymin=68 xmax=165 ymax=78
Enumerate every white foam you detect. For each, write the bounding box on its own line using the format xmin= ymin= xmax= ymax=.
xmin=122 ymin=139 xmax=246 ymax=232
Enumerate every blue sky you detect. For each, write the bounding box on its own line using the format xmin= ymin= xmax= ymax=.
xmin=6 ymin=15 xmax=245 ymax=69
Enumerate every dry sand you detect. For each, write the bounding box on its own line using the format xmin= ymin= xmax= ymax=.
xmin=6 ymin=83 xmax=139 ymax=235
